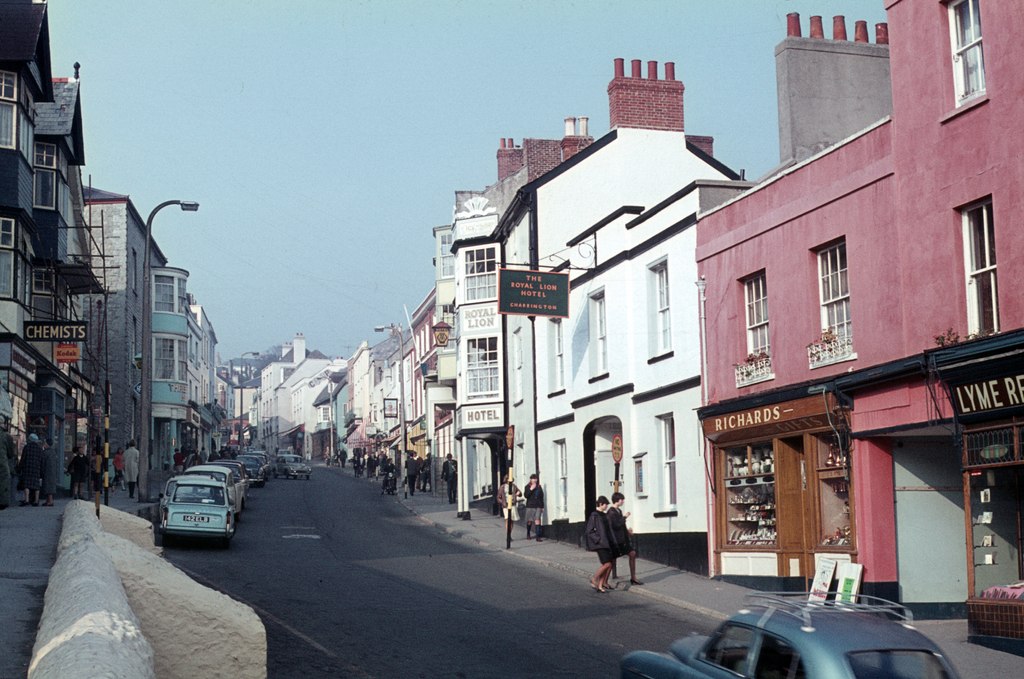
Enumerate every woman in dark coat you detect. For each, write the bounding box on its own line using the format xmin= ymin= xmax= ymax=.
xmin=585 ymin=496 xmax=613 ymax=592
xmin=18 ymin=433 xmax=44 ymax=506
xmin=608 ymin=492 xmax=642 ymax=585
xmin=66 ymin=446 xmax=89 ymax=499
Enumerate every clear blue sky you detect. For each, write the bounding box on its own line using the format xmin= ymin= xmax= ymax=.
xmin=47 ymin=0 xmax=888 ymax=360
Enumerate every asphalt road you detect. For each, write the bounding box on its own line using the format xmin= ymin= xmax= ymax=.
xmin=163 ymin=466 xmax=718 ymax=678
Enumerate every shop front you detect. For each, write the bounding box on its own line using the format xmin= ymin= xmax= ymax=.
xmin=701 ymin=392 xmax=858 ymax=590
xmin=934 ymin=332 xmax=1024 ymax=656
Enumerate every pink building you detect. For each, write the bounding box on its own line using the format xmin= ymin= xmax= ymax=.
xmin=695 ymin=1 xmax=1024 ymax=644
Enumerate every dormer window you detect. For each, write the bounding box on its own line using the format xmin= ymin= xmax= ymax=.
xmin=33 ymin=142 xmax=57 ymax=209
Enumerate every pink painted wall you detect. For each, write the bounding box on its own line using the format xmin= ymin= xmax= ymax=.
xmin=853 ymin=437 xmax=898 ymax=583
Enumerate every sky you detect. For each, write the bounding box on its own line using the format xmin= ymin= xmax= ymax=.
xmin=46 ymin=0 xmax=889 ymax=361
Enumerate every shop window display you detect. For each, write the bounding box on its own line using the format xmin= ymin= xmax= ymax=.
xmin=724 ymin=443 xmax=777 ymax=546
xmin=815 ymin=435 xmax=852 ymax=547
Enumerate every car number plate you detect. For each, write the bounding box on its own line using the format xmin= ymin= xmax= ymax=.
xmin=182 ymin=514 xmax=210 ymax=523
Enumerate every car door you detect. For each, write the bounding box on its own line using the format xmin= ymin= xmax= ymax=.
xmin=690 ymin=623 xmax=757 ymax=678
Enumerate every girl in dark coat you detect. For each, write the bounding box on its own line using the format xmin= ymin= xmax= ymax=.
xmin=67 ymin=446 xmax=89 ymax=499
xmin=608 ymin=492 xmax=642 ymax=585
xmin=585 ymin=496 xmax=613 ymax=592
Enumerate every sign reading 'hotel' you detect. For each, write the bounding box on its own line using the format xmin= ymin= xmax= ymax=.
xmin=498 ymin=268 xmax=569 ymax=318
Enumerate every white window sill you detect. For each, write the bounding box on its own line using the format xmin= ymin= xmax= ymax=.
xmin=809 ymin=352 xmax=858 ymax=370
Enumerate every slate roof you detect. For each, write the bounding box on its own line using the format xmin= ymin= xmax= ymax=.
xmin=34 ymin=79 xmax=78 ymax=135
xmin=83 ymin=186 xmax=129 ymax=202
xmin=0 ymin=2 xmax=47 ymax=61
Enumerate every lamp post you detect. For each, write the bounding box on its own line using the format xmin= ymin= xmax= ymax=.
xmin=375 ymin=323 xmax=406 ymax=497
xmin=229 ymin=352 xmax=259 ymax=449
xmin=139 ymin=200 xmax=198 ymax=502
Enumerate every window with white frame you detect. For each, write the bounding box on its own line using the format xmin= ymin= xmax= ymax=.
xmin=949 ymin=0 xmax=985 ymax=103
xmin=33 ymin=142 xmax=57 ymax=209
xmin=817 ymin=241 xmax=851 ymax=340
xmin=465 ymin=246 xmax=496 ymax=301
xmin=0 ymin=71 xmax=15 ymax=149
xmin=590 ymin=290 xmax=608 ymax=374
xmin=440 ymin=230 xmax=454 ymax=278
xmin=177 ymin=339 xmax=187 ymax=382
xmin=32 ymin=269 xmax=54 ymax=319
xmin=0 ymin=218 xmax=14 ymax=297
xmin=555 ymin=439 xmax=568 ymax=516
xmin=962 ymin=199 xmax=998 ymax=336
xmin=155 ymin=338 xmax=177 ymax=380
xmin=634 ymin=452 xmax=646 ymax=496
xmin=177 ymin=279 xmax=188 ymax=313
xmin=154 ymin=275 xmax=175 ymax=312
xmin=317 ymin=405 xmax=331 ymax=424
xmin=744 ymin=272 xmax=770 ymax=355
xmin=512 ymin=328 xmax=523 ymax=403
xmin=466 ymin=336 xmax=499 ymax=397
xmin=549 ymin=318 xmax=564 ymax=391
xmin=649 ymin=260 xmax=671 ymax=354
xmin=659 ymin=414 xmax=677 ymax=507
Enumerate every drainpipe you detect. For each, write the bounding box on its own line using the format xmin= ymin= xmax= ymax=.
xmin=696 ymin=276 xmax=716 ymax=577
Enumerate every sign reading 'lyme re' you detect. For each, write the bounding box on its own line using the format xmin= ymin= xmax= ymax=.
xmin=24 ymin=321 xmax=88 ymax=342
xmin=498 ymin=269 xmax=569 ymax=318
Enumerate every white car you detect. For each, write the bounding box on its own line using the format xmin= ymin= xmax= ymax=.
xmin=184 ymin=464 xmax=245 ymax=518
xmin=158 ymin=476 xmax=234 ymax=549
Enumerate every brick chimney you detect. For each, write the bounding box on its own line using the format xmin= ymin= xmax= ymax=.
xmin=523 ymin=138 xmax=563 ymax=181
xmin=560 ymin=116 xmax=595 ymax=161
xmin=497 ymin=138 xmax=525 ymax=182
xmin=608 ymin=58 xmax=684 ymax=132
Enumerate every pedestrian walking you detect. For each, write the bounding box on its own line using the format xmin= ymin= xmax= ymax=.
xmin=66 ymin=446 xmax=89 ymax=499
xmin=123 ymin=440 xmax=140 ymax=499
xmin=442 ymin=453 xmax=457 ymax=504
xmin=199 ymin=446 xmax=209 ymax=464
xmin=39 ymin=438 xmax=58 ymax=506
xmin=0 ymin=418 xmax=15 ymax=510
xmin=419 ymin=452 xmax=432 ymax=492
xmin=608 ymin=492 xmax=642 ymax=585
xmin=18 ymin=433 xmax=44 ymax=506
xmin=173 ymin=448 xmax=185 ymax=472
xmin=523 ymin=473 xmax=545 ymax=541
xmin=113 ymin=447 xmax=125 ymax=490
xmin=585 ymin=496 xmax=614 ymax=592
xmin=496 ymin=473 xmax=521 ymax=549
xmin=405 ymin=452 xmax=420 ymax=496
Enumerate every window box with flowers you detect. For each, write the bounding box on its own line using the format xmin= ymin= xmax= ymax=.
xmin=807 ymin=328 xmax=856 ymax=369
xmin=734 ymin=351 xmax=774 ymax=387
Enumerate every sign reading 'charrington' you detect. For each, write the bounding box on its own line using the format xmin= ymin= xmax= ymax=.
xmin=24 ymin=321 xmax=88 ymax=342
xmin=498 ymin=269 xmax=569 ymax=318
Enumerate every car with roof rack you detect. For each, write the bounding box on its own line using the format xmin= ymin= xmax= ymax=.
xmin=620 ymin=593 xmax=962 ymax=679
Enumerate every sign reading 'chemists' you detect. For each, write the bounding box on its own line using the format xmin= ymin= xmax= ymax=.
xmin=498 ymin=269 xmax=569 ymax=318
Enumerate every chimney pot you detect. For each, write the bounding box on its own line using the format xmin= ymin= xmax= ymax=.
xmin=631 ymin=59 xmax=641 ymax=78
xmin=647 ymin=60 xmax=658 ymax=80
xmin=786 ymin=12 xmax=802 ymax=37
xmin=875 ymin=22 xmax=889 ymax=44
xmin=809 ymin=16 xmax=824 ymax=39
xmin=500 ymin=138 xmax=506 ymax=149
xmin=508 ymin=137 xmax=514 ymax=148
xmin=578 ymin=116 xmax=589 ymax=137
xmin=854 ymin=20 xmax=869 ymax=43
xmin=564 ymin=117 xmax=576 ymax=137
xmin=665 ymin=62 xmax=676 ymax=81
xmin=833 ymin=16 xmax=847 ymax=40
xmin=614 ymin=58 xmax=624 ymax=78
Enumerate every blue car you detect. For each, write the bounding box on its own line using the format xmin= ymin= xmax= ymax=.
xmin=157 ymin=476 xmax=235 ymax=548
xmin=621 ymin=594 xmax=962 ymax=679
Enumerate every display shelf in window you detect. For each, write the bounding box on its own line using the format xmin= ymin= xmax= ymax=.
xmin=724 ymin=444 xmax=777 ymax=546
xmin=818 ymin=474 xmax=851 ymax=547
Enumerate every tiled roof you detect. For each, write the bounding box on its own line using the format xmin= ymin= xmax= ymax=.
xmin=0 ymin=3 xmax=46 ymax=61
xmin=35 ymin=79 xmax=79 ymax=135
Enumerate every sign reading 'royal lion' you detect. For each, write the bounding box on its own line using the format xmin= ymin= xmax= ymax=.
xmin=498 ymin=269 xmax=569 ymax=318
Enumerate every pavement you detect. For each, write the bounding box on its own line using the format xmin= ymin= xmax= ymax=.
xmin=2 ymin=470 xmax=1023 ymax=678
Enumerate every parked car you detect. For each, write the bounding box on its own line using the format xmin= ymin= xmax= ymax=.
xmin=156 ymin=476 xmax=235 ymax=548
xmin=242 ymin=451 xmax=271 ymax=479
xmin=274 ymin=454 xmax=311 ymax=479
xmin=620 ymin=593 xmax=962 ymax=679
xmin=237 ymin=455 xmax=266 ymax=487
xmin=184 ymin=464 xmax=244 ymax=517
xmin=206 ymin=460 xmax=251 ymax=508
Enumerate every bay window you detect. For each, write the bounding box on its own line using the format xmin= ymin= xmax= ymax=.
xmin=466 ymin=336 xmax=499 ymax=398
xmin=465 ymin=246 xmax=496 ymax=301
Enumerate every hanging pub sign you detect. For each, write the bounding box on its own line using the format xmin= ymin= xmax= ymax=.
xmin=498 ymin=268 xmax=569 ymax=318
xmin=24 ymin=320 xmax=88 ymax=342
xmin=383 ymin=398 xmax=398 ymax=419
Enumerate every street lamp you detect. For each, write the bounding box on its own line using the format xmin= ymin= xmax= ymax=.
xmin=375 ymin=323 xmax=407 ymax=497
xmin=139 ymin=200 xmax=199 ymax=502
xmin=229 ymin=352 xmax=259 ymax=449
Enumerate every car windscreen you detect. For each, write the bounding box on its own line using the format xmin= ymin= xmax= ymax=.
xmin=187 ymin=470 xmax=226 ymax=483
xmin=847 ymin=650 xmax=954 ymax=679
xmin=173 ymin=484 xmax=226 ymax=505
